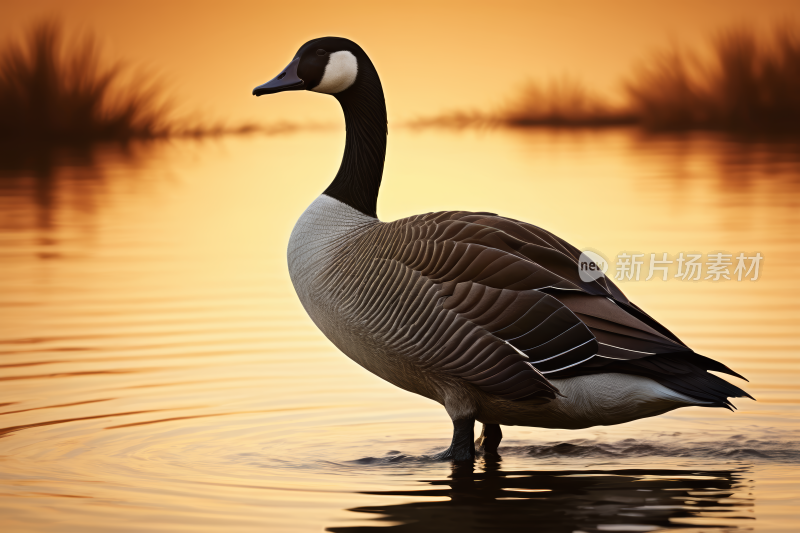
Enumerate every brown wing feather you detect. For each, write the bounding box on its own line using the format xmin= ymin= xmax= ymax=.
xmin=332 ymin=209 xmax=749 ymax=406
xmin=378 ymin=212 xmax=602 ymax=397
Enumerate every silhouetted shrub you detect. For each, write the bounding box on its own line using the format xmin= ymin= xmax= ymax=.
xmin=413 ymin=23 xmax=800 ymax=134
xmin=500 ymin=78 xmax=636 ymax=127
xmin=0 ymin=20 xmax=171 ymax=142
xmin=626 ymin=24 xmax=800 ymax=132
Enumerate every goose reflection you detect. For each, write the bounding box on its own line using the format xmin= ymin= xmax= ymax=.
xmin=329 ymin=462 xmax=753 ymax=532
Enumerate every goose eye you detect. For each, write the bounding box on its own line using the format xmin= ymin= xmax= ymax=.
xmin=316 ymin=49 xmax=327 ymax=56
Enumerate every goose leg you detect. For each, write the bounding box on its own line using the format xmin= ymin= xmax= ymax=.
xmin=475 ymin=423 xmax=502 ymax=456
xmin=433 ymin=418 xmax=475 ymax=462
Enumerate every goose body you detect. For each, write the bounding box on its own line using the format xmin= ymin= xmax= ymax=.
xmin=255 ymin=37 xmax=751 ymax=460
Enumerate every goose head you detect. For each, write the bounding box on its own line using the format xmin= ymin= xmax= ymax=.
xmin=253 ymin=37 xmax=363 ymax=96
xmin=252 ymin=37 xmax=387 ymax=219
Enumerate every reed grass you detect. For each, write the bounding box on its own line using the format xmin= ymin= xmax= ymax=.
xmin=407 ymin=79 xmax=635 ymax=130
xmin=500 ymin=78 xmax=635 ymax=127
xmin=413 ymin=23 xmax=800 ymax=134
xmin=626 ymin=24 xmax=800 ymax=132
xmin=0 ymin=20 xmax=276 ymax=144
xmin=0 ymin=20 xmax=176 ymax=142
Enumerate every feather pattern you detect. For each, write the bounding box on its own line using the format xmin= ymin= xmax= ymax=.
xmin=289 ymin=197 xmax=751 ymax=412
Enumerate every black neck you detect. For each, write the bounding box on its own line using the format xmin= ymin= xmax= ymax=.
xmin=323 ymin=60 xmax=387 ymax=219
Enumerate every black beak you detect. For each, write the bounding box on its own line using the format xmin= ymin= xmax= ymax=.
xmin=253 ymin=57 xmax=305 ymax=96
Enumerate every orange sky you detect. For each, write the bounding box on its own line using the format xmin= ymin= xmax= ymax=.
xmin=2 ymin=0 xmax=799 ymax=126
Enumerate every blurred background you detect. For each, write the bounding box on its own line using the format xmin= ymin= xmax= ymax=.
xmin=1 ymin=1 xmax=799 ymax=532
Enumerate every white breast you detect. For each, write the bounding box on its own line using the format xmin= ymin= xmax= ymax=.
xmin=287 ymin=194 xmax=375 ymax=298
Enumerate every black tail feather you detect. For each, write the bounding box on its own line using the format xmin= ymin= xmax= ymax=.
xmin=551 ymin=351 xmax=754 ymax=409
xmin=691 ymin=353 xmax=750 ymax=382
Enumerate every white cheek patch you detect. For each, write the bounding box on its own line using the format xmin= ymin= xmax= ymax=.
xmin=312 ymin=51 xmax=358 ymax=94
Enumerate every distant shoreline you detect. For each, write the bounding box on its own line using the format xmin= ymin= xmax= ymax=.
xmin=2 ymin=20 xmax=799 ymax=144
xmin=408 ymin=23 xmax=800 ymax=135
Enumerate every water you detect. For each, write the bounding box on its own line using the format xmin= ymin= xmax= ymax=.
xmin=0 ymin=129 xmax=798 ymax=532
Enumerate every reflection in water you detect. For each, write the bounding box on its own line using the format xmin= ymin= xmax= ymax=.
xmin=0 ymin=130 xmax=797 ymax=531
xmin=0 ymin=141 xmax=158 ymax=232
xmin=508 ymin=128 xmax=800 ymax=195
xmin=628 ymin=132 xmax=800 ymax=186
xmin=332 ymin=464 xmax=752 ymax=533
xmin=0 ymin=143 xmax=96 ymax=231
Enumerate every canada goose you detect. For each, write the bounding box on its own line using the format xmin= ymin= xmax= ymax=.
xmin=253 ymin=37 xmax=752 ymax=462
